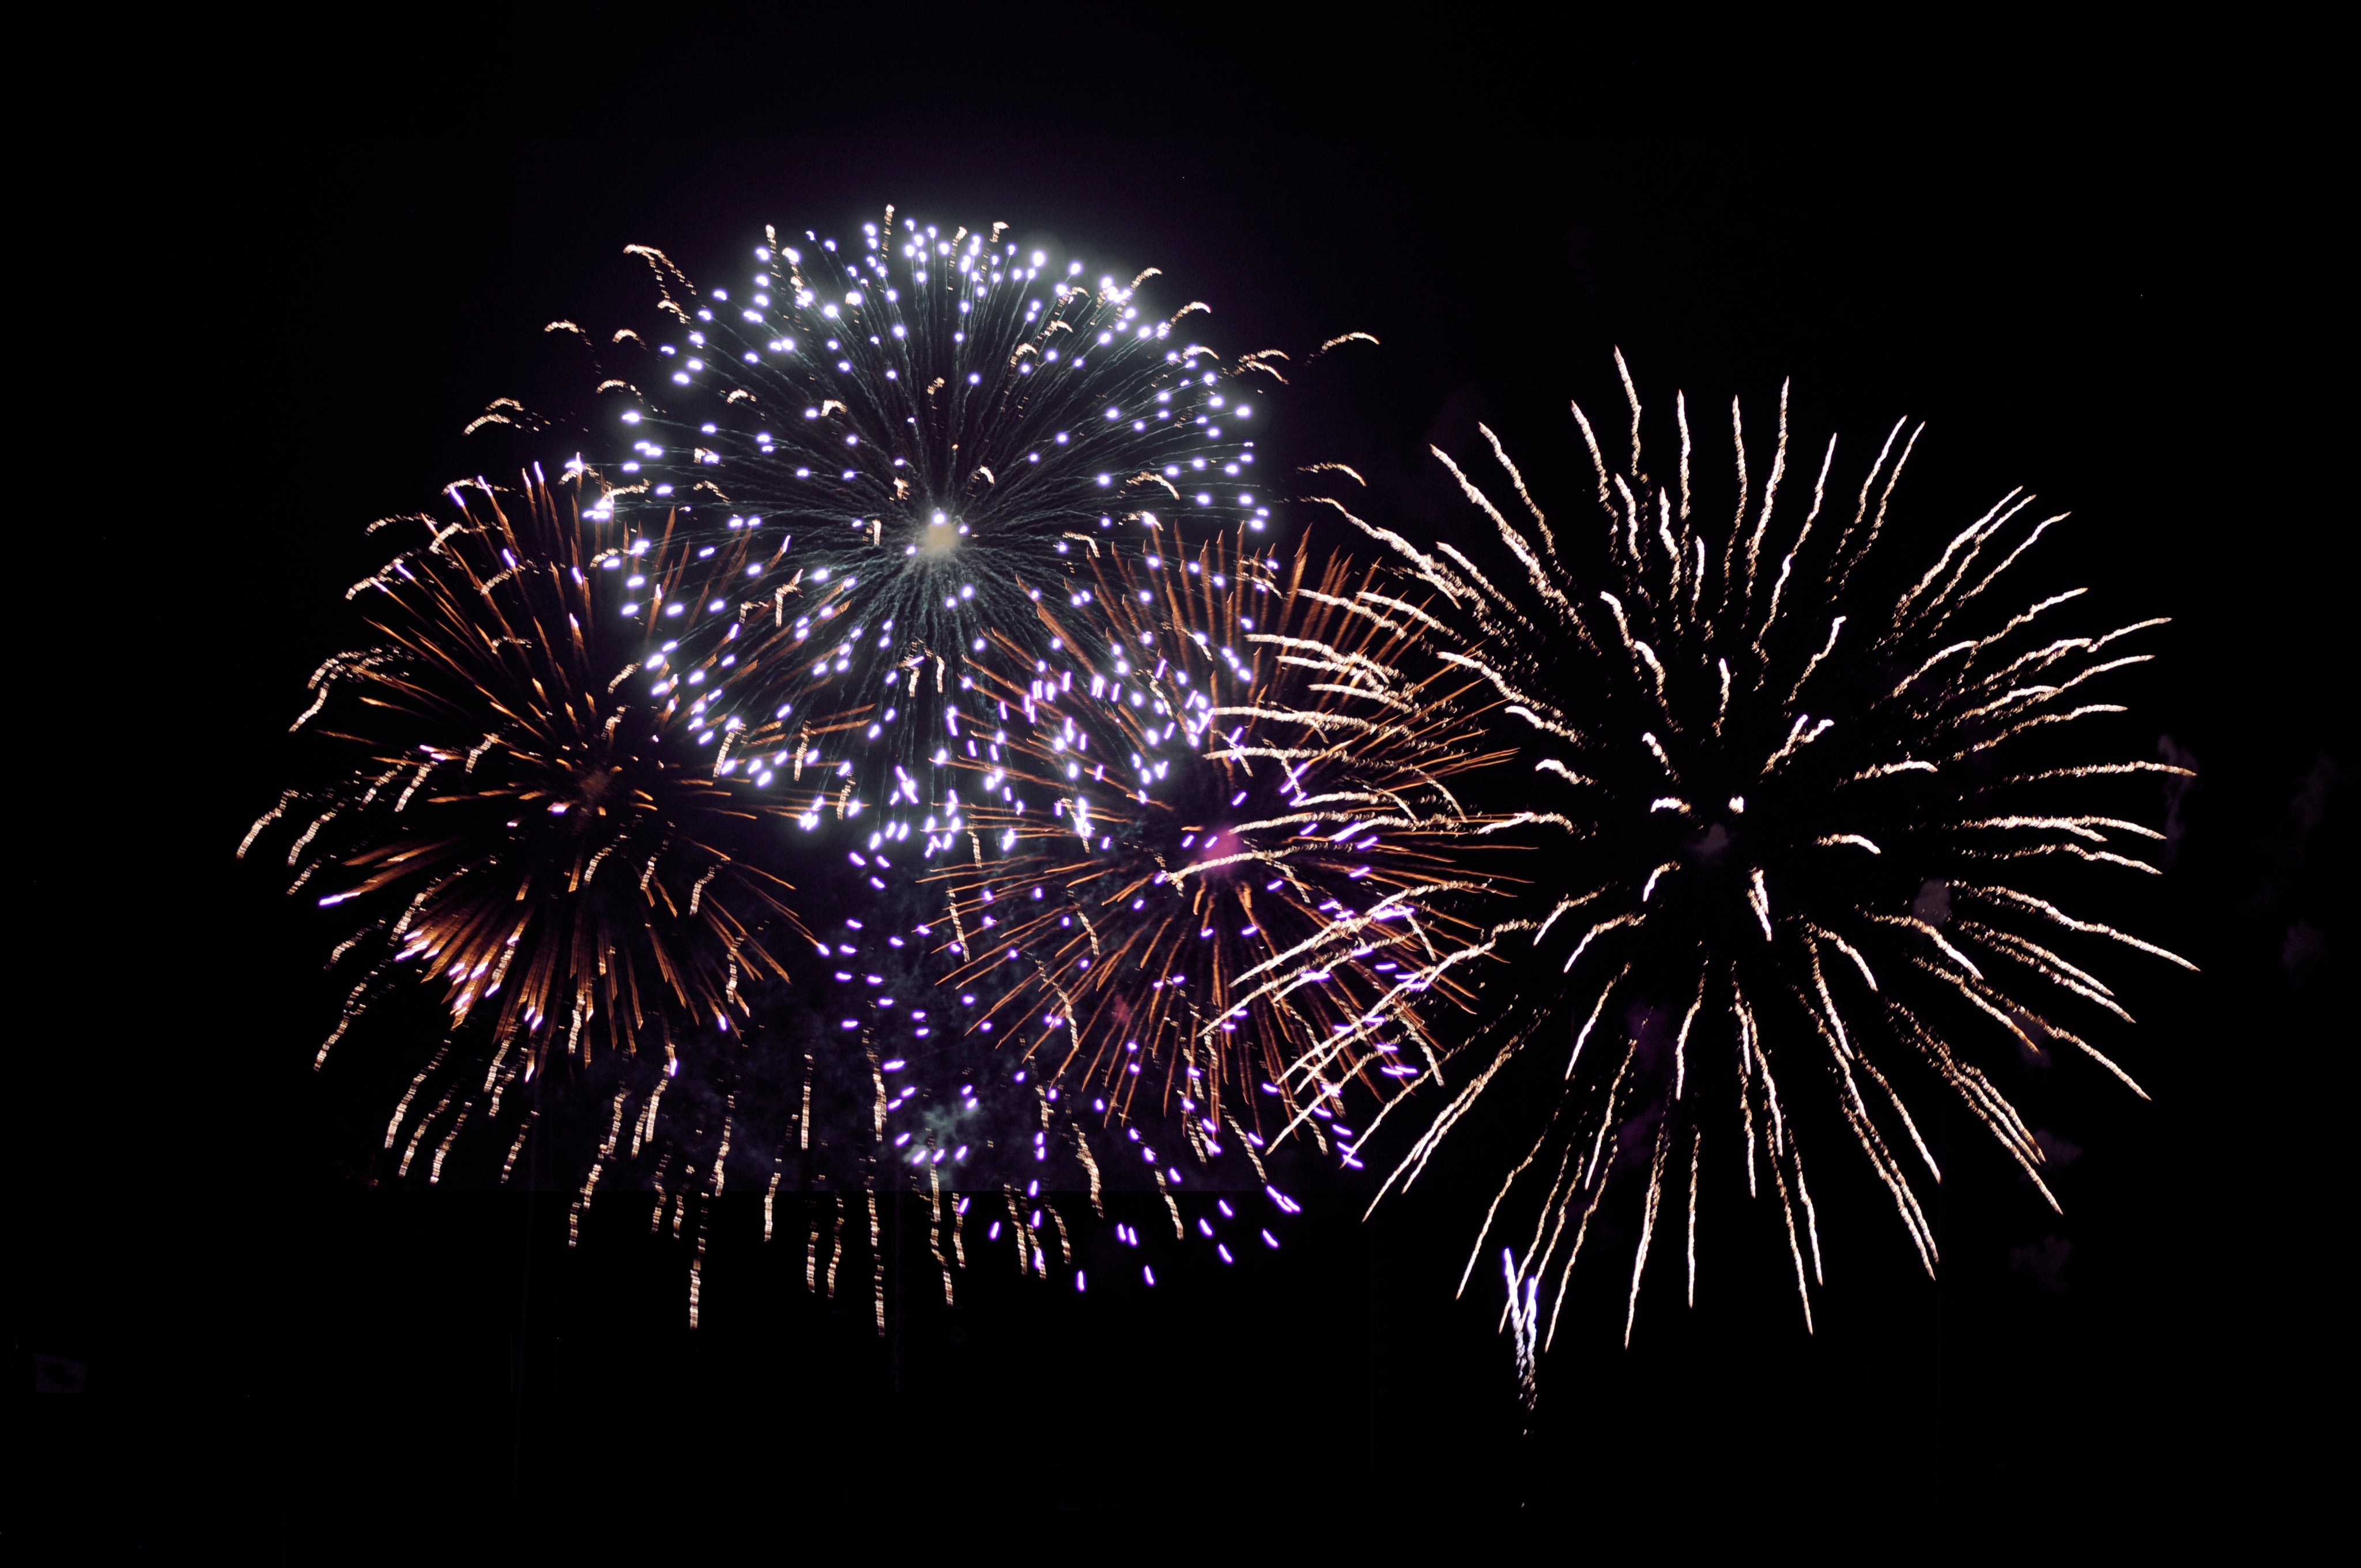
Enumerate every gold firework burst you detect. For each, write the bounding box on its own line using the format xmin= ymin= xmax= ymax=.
xmin=243 ymin=474 xmax=807 ymax=1111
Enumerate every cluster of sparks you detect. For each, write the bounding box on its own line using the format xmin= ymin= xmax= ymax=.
xmin=259 ymin=216 xmax=1327 ymax=1318
xmin=925 ymin=532 xmax=1510 ymax=1207
xmin=255 ymin=205 xmax=2189 ymax=1377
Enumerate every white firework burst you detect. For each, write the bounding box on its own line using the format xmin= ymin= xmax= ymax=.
xmin=1306 ymin=356 xmax=2194 ymax=1356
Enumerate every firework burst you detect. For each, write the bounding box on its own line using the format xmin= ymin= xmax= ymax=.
xmin=1312 ymin=357 xmax=2193 ymax=1362
xmin=516 ymin=210 xmax=1276 ymax=829
xmin=925 ymin=531 xmax=1513 ymax=1195
xmin=240 ymin=474 xmax=807 ymax=1132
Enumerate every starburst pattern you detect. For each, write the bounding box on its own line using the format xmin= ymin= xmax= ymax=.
xmin=512 ymin=210 xmax=1274 ymax=831
xmin=241 ymin=474 xmax=806 ymax=1129
xmin=1312 ymin=359 xmax=2193 ymax=1351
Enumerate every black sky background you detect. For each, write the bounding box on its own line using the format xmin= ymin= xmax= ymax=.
xmin=18 ymin=123 xmax=2345 ymax=1551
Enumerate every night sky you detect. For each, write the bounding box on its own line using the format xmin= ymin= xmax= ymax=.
xmin=21 ymin=123 xmax=2343 ymax=1551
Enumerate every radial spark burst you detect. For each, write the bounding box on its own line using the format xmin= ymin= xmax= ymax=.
xmin=523 ymin=210 xmax=1274 ymax=822
xmin=241 ymin=475 xmax=806 ymax=1117
xmin=1319 ymin=359 xmax=2193 ymax=1353
xmin=926 ymin=532 xmax=1509 ymax=1190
